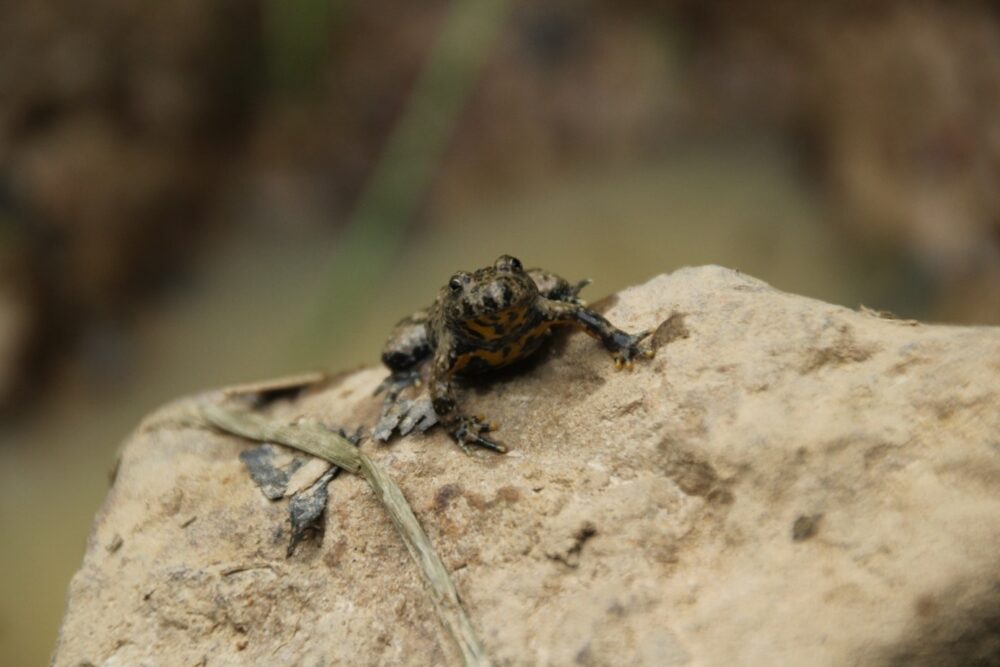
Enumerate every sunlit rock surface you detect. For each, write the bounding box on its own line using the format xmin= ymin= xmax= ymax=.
xmin=53 ymin=266 xmax=1000 ymax=666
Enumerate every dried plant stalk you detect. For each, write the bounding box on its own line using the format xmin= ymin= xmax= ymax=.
xmin=197 ymin=402 xmax=489 ymax=667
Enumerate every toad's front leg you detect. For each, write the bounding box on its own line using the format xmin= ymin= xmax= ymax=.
xmin=429 ymin=345 xmax=507 ymax=454
xmin=542 ymin=299 xmax=654 ymax=369
xmin=375 ymin=309 xmax=432 ymax=401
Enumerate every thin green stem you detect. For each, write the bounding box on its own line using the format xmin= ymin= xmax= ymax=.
xmin=298 ymin=0 xmax=511 ymax=363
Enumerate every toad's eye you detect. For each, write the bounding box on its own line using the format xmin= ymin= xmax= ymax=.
xmin=448 ymin=275 xmax=464 ymax=293
xmin=495 ymin=255 xmax=523 ymax=272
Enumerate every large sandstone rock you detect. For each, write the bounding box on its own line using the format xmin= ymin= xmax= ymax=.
xmin=53 ymin=266 xmax=1000 ymax=666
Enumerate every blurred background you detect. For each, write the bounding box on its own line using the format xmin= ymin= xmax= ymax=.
xmin=1 ymin=0 xmax=999 ymax=663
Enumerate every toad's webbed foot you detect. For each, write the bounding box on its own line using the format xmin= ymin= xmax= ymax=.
xmin=567 ymin=278 xmax=592 ymax=304
xmin=373 ymin=369 xmax=431 ymax=442
xmin=553 ymin=278 xmax=591 ymax=305
xmin=373 ymin=396 xmax=439 ymax=442
xmin=451 ymin=415 xmax=506 ymax=454
xmin=611 ymin=329 xmax=655 ymax=371
xmin=529 ymin=268 xmax=591 ymax=305
xmin=374 ymin=369 xmax=422 ymax=401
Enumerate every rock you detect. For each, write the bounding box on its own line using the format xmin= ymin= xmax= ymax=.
xmin=52 ymin=266 xmax=1000 ymax=666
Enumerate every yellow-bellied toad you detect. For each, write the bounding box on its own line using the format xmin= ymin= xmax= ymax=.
xmin=376 ymin=255 xmax=653 ymax=452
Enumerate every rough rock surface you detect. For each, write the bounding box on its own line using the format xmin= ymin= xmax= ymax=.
xmin=53 ymin=266 xmax=1000 ymax=666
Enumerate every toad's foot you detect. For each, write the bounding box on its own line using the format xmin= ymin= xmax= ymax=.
xmin=372 ymin=396 xmax=438 ymax=442
xmin=568 ymin=278 xmax=592 ymax=304
xmin=612 ymin=330 xmax=656 ymax=371
xmin=397 ymin=397 xmax=439 ymax=437
xmin=374 ymin=369 xmax=422 ymax=402
xmin=452 ymin=415 xmax=506 ymax=454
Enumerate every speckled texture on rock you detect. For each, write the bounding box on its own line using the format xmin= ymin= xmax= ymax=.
xmin=53 ymin=266 xmax=1000 ymax=666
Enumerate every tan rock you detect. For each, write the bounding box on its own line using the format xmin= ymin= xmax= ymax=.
xmin=53 ymin=266 xmax=1000 ymax=666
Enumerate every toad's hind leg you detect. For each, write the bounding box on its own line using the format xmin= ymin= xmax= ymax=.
xmin=527 ymin=268 xmax=591 ymax=304
xmin=376 ymin=310 xmax=432 ymax=399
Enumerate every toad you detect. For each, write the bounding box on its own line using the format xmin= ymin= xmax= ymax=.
xmin=376 ymin=255 xmax=653 ymax=452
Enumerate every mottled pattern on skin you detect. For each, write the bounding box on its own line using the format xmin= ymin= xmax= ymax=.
xmin=377 ymin=255 xmax=654 ymax=452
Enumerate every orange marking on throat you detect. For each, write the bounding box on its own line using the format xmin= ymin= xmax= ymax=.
xmin=462 ymin=306 xmax=529 ymax=342
xmin=453 ymin=320 xmax=554 ymax=373
xmin=463 ymin=319 xmax=503 ymax=341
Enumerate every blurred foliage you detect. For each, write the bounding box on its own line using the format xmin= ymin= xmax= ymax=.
xmin=307 ymin=0 xmax=510 ymax=357
xmin=265 ymin=0 xmax=341 ymax=95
